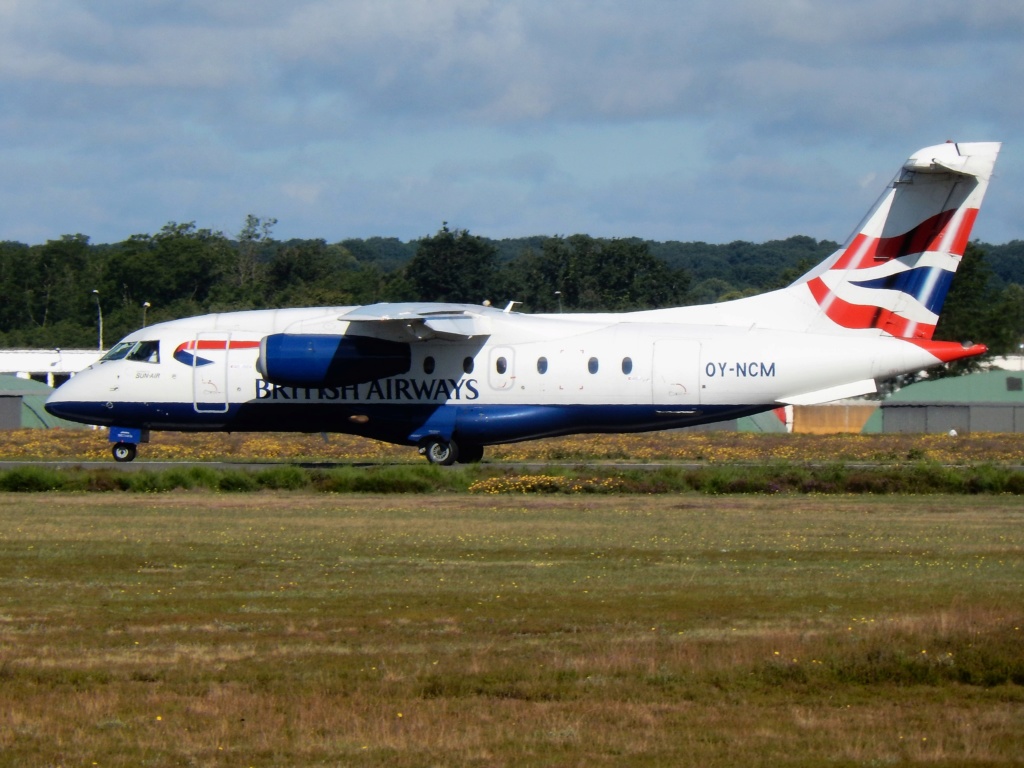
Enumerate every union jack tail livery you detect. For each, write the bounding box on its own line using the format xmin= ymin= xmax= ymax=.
xmin=794 ymin=141 xmax=1000 ymax=340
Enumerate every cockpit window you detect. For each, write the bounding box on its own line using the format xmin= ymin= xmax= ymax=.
xmin=100 ymin=340 xmax=160 ymax=364
xmin=127 ymin=340 xmax=160 ymax=363
xmin=100 ymin=342 xmax=134 ymax=361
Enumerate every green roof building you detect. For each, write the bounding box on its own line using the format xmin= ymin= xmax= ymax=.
xmin=863 ymin=370 xmax=1024 ymax=434
xmin=0 ymin=375 xmax=85 ymax=429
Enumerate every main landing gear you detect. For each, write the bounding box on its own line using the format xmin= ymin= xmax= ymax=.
xmin=419 ymin=437 xmax=484 ymax=465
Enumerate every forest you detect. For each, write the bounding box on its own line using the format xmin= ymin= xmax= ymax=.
xmin=1 ymin=215 xmax=1022 ymax=368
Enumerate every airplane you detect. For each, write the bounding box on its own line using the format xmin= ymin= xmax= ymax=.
xmin=46 ymin=141 xmax=1001 ymax=464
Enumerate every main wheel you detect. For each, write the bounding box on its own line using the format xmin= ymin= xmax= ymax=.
xmin=457 ymin=444 xmax=484 ymax=464
xmin=112 ymin=442 xmax=137 ymax=463
xmin=422 ymin=438 xmax=459 ymax=466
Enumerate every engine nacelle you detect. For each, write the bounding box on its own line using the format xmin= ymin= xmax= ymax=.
xmin=257 ymin=334 xmax=411 ymax=387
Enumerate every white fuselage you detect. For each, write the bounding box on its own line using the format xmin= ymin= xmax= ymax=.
xmin=45 ymin=303 xmax=951 ymax=449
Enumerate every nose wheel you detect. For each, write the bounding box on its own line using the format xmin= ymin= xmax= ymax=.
xmin=112 ymin=442 xmax=137 ymax=462
xmin=108 ymin=427 xmax=148 ymax=463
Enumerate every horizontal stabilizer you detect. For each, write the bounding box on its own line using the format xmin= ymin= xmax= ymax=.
xmin=902 ymin=143 xmax=997 ymax=177
xmin=778 ymin=378 xmax=877 ymax=406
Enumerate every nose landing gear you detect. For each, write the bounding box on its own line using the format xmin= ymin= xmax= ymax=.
xmin=112 ymin=442 xmax=137 ymax=462
xmin=109 ymin=426 xmax=149 ymax=463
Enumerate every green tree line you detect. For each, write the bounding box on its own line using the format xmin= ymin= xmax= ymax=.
xmin=1 ymin=216 xmax=1022 ymax=362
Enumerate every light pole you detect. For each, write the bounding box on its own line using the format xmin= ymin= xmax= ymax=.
xmin=91 ymin=290 xmax=104 ymax=351
xmin=554 ymin=290 xmax=563 ymax=313
xmin=142 ymin=301 xmax=151 ymax=328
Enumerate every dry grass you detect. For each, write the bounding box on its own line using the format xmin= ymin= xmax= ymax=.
xmin=0 ymin=493 xmax=1021 ymax=765
xmin=3 ymin=427 xmax=1024 ymax=466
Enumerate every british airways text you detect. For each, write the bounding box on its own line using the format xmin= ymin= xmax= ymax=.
xmin=256 ymin=377 xmax=480 ymax=402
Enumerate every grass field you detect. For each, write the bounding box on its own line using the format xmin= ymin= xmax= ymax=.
xmin=0 ymin=493 xmax=1021 ymax=766
xmin=4 ymin=428 xmax=1024 ymax=465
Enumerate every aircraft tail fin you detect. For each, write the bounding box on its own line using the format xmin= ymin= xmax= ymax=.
xmin=791 ymin=141 xmax=1001 ymax=340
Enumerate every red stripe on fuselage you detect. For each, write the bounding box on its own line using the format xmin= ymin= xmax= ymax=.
xmin=174 ymin=340 xmax=261 ymax=354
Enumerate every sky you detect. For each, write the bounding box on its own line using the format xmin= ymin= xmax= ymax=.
xmin=1 ymin=0 xmax=1022 ymax=247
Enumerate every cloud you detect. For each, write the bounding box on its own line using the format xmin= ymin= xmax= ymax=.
xmin=0 ymin=1 xmax=1021 ymax=245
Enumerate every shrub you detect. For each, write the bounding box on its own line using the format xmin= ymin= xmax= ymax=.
xmin=309 ymin=465 xmax=459 ymax=494
xmin=217 ymin=470 xmax=259 ymax=492
xmin=179 ymin=466 xmax=222 ymax=490
xmin=125 ymin=471 xmax=175 ymax=493
xmin=964 ymin=464 xmax=1010 ymax=494
xmin=255 ymin=465 xmax=310 ymax=491
xmin=350 ymin=466 xmax=443 ymax=493
xmin=84 ymin=469 xmax=132 ymax=492
xmin=0 ymin=466 xmax=65 ymax=492
xmin=1 ymin=459 xmax=1023 ymax=496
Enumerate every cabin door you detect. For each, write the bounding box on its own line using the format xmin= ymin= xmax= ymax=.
xmin=651 ymin=340 xmax=702 ymax=406
xmin=191 ymin=333 xmax=231 ymax=413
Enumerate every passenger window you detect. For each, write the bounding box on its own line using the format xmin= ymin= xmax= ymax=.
xmin=537 ymin=356 xmax=548 ymax=374
xmin=622 ymin=357 xmax=633 ymax=375
xmin=423 ymin=356 xmax=435 ymax=374
xmin=588 ymin=357 xmax=599 ymax=374
xmin=463 ymin=357 xmax=475 ymax=374
xmin=496 ymin=357 xmax=508 ymax=375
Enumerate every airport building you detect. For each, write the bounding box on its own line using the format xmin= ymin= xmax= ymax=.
xmin=0 ymin=348 xmax=103 ymax=388
xmin=863 ymin=369 xmax=1024 ymax=434
xmin=0 ymin=375 xmax=84 ymax=429
xmin=0 ymin=349 xmax=102 ymax=430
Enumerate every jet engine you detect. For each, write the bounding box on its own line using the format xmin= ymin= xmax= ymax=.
xmin=257 ymin=334 xmax=411 ymax=387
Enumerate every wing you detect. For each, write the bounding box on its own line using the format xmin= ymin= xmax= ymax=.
xmin=341 ymin=302 xmax=494 ymax=341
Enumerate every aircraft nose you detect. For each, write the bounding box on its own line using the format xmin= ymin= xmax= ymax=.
xmin=44 ymin=381 xmax=75 ymax=419
xmin=44 ymin=375 xmax=98 ymax=424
